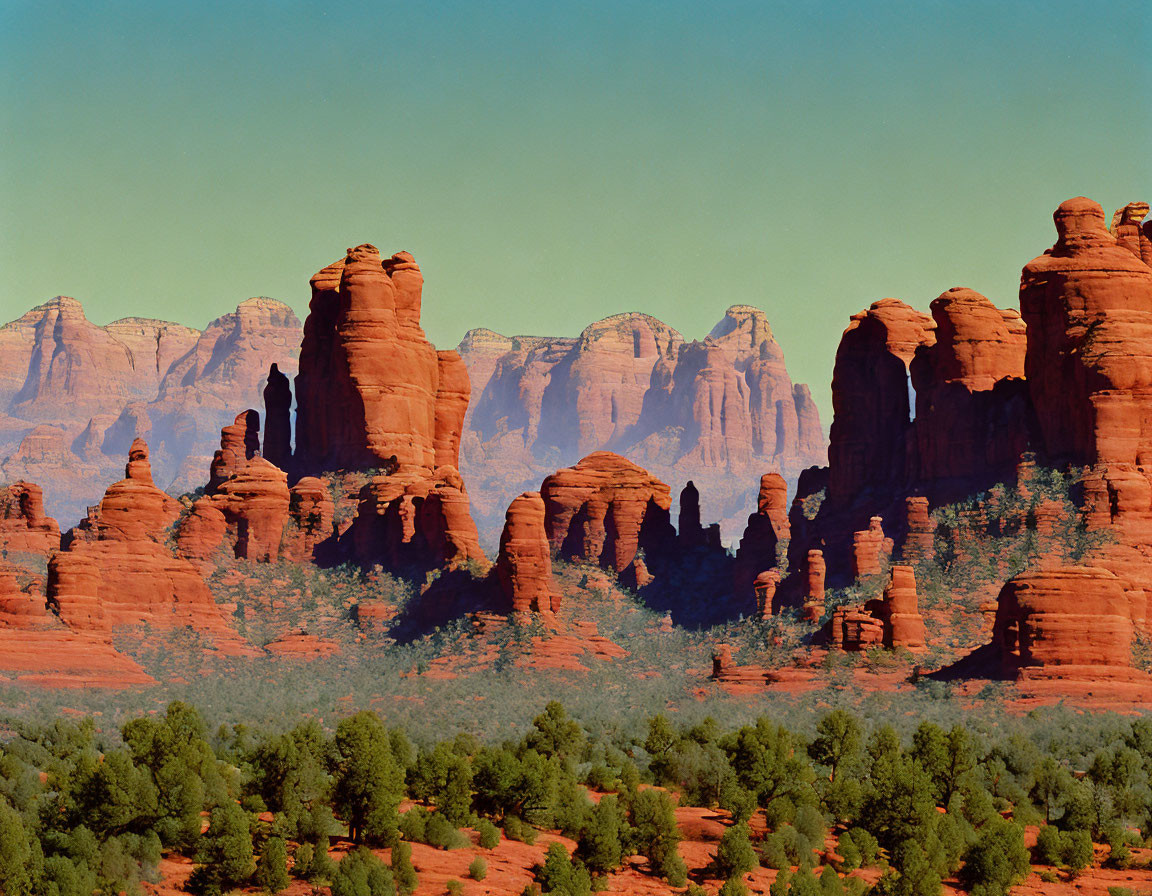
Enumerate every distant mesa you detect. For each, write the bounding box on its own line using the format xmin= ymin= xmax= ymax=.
xmin=0 ymin=294 xmax=302 ymax=525
xmin=457 ymin=304 xmax=826 ymax=542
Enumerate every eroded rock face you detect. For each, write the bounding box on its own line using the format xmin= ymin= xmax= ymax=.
xmin=8 ymin=298 xmax=152 ymax=422
xmin=0 ymin=481 xmax=60 ymax=555
xmin=295 ymin=247 xmax=458 ymax=474
xmin=994 ymin=566 xmax=1140 ymax=678
xmin=345 ymin=466 xmax=485 ymax=572
xmin=540 ymin=451 xmax=674 ymax=576
xmin=211 ymin=456 xmax=291 ymax=562
xmin=753 ymin=570 xmax=779 ymax=619
xmin=458 ymin=305 xmax=825 ymax=542
xmin=289 ymin=246 xmax=485 ymax=573
xmin=496 ymin=492 xmax=561 ymax=615
xmin=177 ymin=413 xmax=295 ymax=563
xmin=209 ymin=410 xmax=261 ymax=492
xmin=1111 ymin=201 xmax=1152 ymax=268
xmin=911 ymin=288 xmax=1031 ymax=487
xmin=1022 ymin=198 xmax=1152 ymax=467
xmin=0 ymin=296 xmax=301 ymax=524
xmin=285 ymin=477 xmax=335 ymax=562
xmin=734 ymin=473 xmax=791 ymax=600
xmin=793 ymin=284 xmax=1033 ymax=584
xmin=899 ymin=496 xmax=934 ymax=562
xmin=828 ymin=298 xmax=935 ymax=504
xmin=830 ymin=565 xmax=925 ymax=650
xmin=0 ymin=559 xmax=154 ymax=688
xmin=851 ymin=517 xmax=891 ymax=580
xmin=47 ymin=441 xmax=246 ymax=650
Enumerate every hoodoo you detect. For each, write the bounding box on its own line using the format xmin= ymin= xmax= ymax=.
xmin=285 ymin=245 xmax=485 ymax=571
xmin=46 ymin=440 xmax=248 ymax=651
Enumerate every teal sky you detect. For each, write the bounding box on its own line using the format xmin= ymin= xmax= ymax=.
xmin=2 ymin=0 xmax=1149 ymax=420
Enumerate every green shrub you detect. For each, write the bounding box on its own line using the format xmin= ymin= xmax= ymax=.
xmin=330 ymin=847 xmax=395 ymax=896
xmin=255 ymin=836 xmax=290 ymax=893
xmin=1064 ymin=829 xmax=1093 ymax=876
xmin=959 ymin=819 xmax=1029 ymax=896
xmin=446 ymin=880 xmax=463 ymax=896
xmin=399 ymin=807 xmax=428 ymax=842
xmin=391 ymin=841 xmax=418 ymax=895
xmin=836 ymin=830 xmax=861 ymax=871
xmin=504 ymin=815 xmax=536 ymax=845
xmin=843 ymin=827 xmax=878 ymax=866
xmin=475 ymin=817 xmax=501 ymax=849
xmin=715 ymin=822 xmax=757 ymax=879
xmin=469 ymin=856 xmax=488 ymax=880
xmin=425 ymin=813 xmax=468 ymax=850
xmin=719 ymin=879 xmax=749 ymax=896
xmin=1034 ymin=824 xmax=1063 ymax=865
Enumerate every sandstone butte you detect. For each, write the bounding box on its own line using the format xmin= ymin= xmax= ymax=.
xmin=0 ymin=489 xmax=154 ymax=687
xmin=539 ymin=451 xmax=677 ymax=579
xmin=249 ymin=244 xmax=486 ymax=573
xmin=769 ymin=197 xmax=1152 ymax=685
xmin=46 ymin=439 xmax=252 ymax=654
xmin=457 ymin=305 xmax=825 ymax=541
xmin=0 ymin=295 xmax=301 ymax=524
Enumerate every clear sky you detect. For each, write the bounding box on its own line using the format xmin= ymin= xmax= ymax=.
xmin=2 ymin=0 xmax=1149 ymax=419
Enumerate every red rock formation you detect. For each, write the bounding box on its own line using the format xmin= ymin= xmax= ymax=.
xmin=994 ymin=566 xmax=1143 ymax=680
xmin=831 ymin=565 xmax=925 ymax=650
xmin=175 ymin=498 xmax=228 ymax=564
xmin=209 ymin=410 xmax=261 ymax=492
xmin=287 ymin=245 xmax=485 ymax=572
xmin=874 ymin=565 xmax=925 ymax=647
xmin=496 ymin=491 xmax=561 ymax=615
xmin=753 ymin=570 xmax=779 ymax=619
xmin=1111 ymin=201 xmax=1152 ymax=267
xmin=0 ymin=481 xmax=60 ymax=555
xmin=540 ymin=451 xmax=674 ymax=576
xmin=0 ymin=557 xmax=154 ymax=688
xmin=827 ymin=299 xmax=935 ymax=504
xmin=211 ymin=456 xmax=290 ymax=562
xmin=458 ymin=305 xmax=825 ymax=542
xmin=910 ymin=288 xmax=1031 ymax=488
xmin=103 ymin=317 xmax=201 ymax=395
xmin=829 ymin=606 xmax=884 ymax=650
xmin=851 ymin=517 xmax=891 ymax=579
xmin=794 ymin=286 xmax=1029 ymax=581
xmin=47 ymin=441 xmax=248 ymax=651
xmin=295 ymin=246 xmax=454 ymax=474
xmin=262 ymin=363 xmax=292 ymax=469
xmin=8 ymin=298 xmax=153 ymax=422
xmin=900 ymin=496 xmax=935 ymax=562
xmin=1022 ymin=197 xmax=1152 ymax=467
xmin=805 ymin=549 xmax=826 ymax=611
xmin=346 ymin=467 xmax=485 ymax=571
xmin=734 ymin=473 xmax=791 ymax=600
xmin=284 ymin=477 xmax=335 ymax=561
xmin=541 ymin=314 xmax=684 ymax=458
xmin=757 ymin=473 xmax=791 ymax=537
xmin=0 ymin=296 xmax=301 ymax=525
